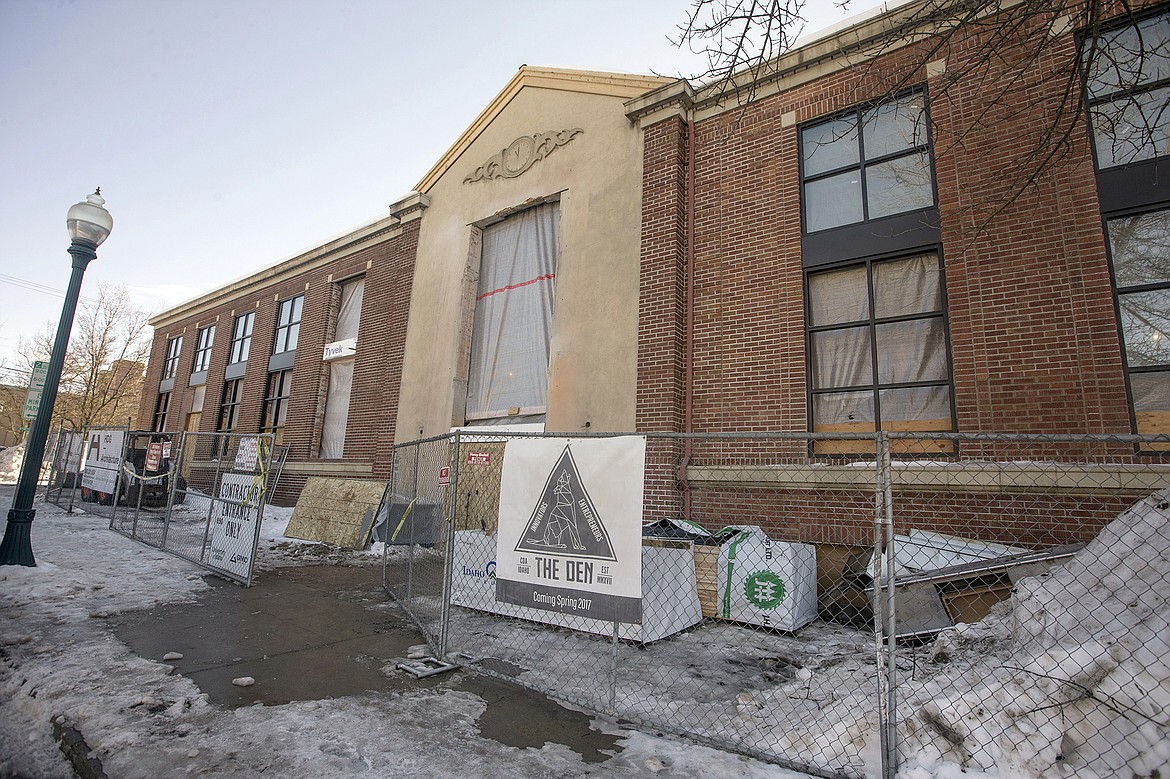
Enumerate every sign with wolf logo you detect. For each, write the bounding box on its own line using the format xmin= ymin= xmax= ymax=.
xmin=496 ymin=437 xmax=645 ymax=624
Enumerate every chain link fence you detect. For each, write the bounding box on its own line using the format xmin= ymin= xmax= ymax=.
xmin=44 ymin=422 xmax=85 ymax=512
xmin=107 ymin=430 xmax=276 ymax=585
xmin=383 ymin=430 xmax=1170 ymax=779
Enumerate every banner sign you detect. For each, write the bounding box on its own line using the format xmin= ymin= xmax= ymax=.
xmin=145 ymin=442 xmax=164 ymax=473
xmin=208 ymin=472 xmax=263 ymax=579
xmin=80 ymin=429 xmax=125 ymax=494
xmin=495 ymin=436 xmax=645 ymax=623
xmin=234 ymin=437 xmax=260 ymax=471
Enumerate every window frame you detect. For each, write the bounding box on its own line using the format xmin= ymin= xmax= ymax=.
xmin=804 ymin=249 xmax=958 ymax=453
xmin=1082 ymin=5 xmax=1170 ymax=172
xmin=228 ymin=312 xmax=254 ymax=366
xmin=152 ymin=391 xmax=171 ymax=432
xmin=261 ymin=369 xmax=293 ymax=446
xmin=162 ymin=337 xmax=183 ymax=380
xmin=192 ymin=325 xmax=215 ymax=373
xmin=1103 ymin=205 xmax=1170 ymax=446
xmin=273 ymin=295 xmax=304 ymax=355
xmin=799 ymin=89 xmax=938 ymax=236
xmin=214 ymin=378 xmax=243 ymax=456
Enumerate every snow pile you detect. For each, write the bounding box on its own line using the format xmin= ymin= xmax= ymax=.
xmin=0 ymin=442 xmax=24 ymax=483
xmin=898 ymin=488 xmax=1170 ymax=778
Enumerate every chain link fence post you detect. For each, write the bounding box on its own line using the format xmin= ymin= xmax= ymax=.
xmin=438 ymin=431 xmax=461 ymax=658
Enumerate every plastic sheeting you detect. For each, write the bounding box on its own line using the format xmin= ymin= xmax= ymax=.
xmin=320 ymin=361 xmax=353 ymax=459
xmin=320 ymin=278 xmax=364 ymax=458
xmin=809 ymin=252 xmax=952 ymax=428
xmin=466 ymin=202 xmax=559 ymax=421
xmin=334 ymin=277 xmax=364 ymax=342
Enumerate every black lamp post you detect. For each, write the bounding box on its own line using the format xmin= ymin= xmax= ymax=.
xmin=0 ymin=190 xmax=113 ymax=567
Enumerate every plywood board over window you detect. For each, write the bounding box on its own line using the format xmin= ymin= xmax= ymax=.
xmin=284 ymin=477 xmax=385 ymax=548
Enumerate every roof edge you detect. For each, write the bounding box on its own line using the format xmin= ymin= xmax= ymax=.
xmin=149 ymin=213 xmax=404 ymax=329
xmin=413 ymin=66 xmax=673 ymax=194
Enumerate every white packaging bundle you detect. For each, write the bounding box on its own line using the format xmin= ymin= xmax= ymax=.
xmin=716 ymin=525 xmax=818 ymax=630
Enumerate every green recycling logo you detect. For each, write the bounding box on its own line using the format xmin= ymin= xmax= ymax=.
xmin=744 ymin=570 xmax=786 ymax=609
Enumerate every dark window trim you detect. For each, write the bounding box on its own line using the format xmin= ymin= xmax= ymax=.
xmin=1101 ymin=205 xmax=1170 ymax=447
xmin=798 ymin=86 xmax=939 ymax=237
xmin=273 ymin=294 xmax=304 ymax=355
xmin=267 ymin=350 xmax=296 ymax=372
xmin=1096 ymin=157 xmax=1170 ymax=213
xmin=229 ymin=311 xmax=255 ymax=366
xmin=802 ymin=207 xmax=941 ymax=268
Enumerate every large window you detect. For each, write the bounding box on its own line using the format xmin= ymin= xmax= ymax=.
xmin=261 ymin=370 xmax=293 ymax=445
xmin=273 ymin=295 xmax=303 ymax=354
xmin=320 ymin=278 xmax=363 ymax=458
xmin=1084 ymin=9 xmax=1170 ymax=170
xmin=807 ymin=252 xmax=954 ymax=452
xmin=153 ymin=392 xmax=171 ymax=432
xmin=215 ymin=378 xmax=243 ymax=457
xmin=1107 ymin=209 xmax=1170 ymax=440
xmin=801 ymin=93 xmax=935 ymax=233
xmin=218 ymin=379 xmax=243 ymax=436
xmin=192 ymin=325 xmax=215 ymax=373
xmin=162 ymin=337 xmax=182 ymax=380
xmin=228 ymin=312 xmax=254 ymax=365
xmin=466 ymin=202 xmax=559 ymax=424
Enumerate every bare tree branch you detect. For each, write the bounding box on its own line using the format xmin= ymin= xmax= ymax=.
xmin=14 ymin=284 xmax=149 ymax=432
xmin=674 ymin=0 xmax=1163 ymax=232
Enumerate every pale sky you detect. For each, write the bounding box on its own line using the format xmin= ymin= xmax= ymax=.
xmin=0 ymin=0 xmax=882 ymax=380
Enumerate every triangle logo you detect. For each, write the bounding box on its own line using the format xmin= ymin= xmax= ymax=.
xmin=514 ymin=445 xmax=617 ymax=561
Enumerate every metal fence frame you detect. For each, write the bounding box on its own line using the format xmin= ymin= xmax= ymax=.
xmin=383 ymin=429 xmax=1170 ymax=779
xmin=44 ymin=421 xmax=85 ymax=512
xmin=107 ymin=430 xmax=277 ymax=585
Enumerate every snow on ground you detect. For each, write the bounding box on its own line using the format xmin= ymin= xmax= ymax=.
xmin=892 ymin=488 xmax=1170 ymax=779
xmin=0 ymin=489 xmax=816 ymax=779
xmin=0 ymin=443 xmax=24 ymax=483
xmin=3 ymin=483 xmax=1168 ymax=779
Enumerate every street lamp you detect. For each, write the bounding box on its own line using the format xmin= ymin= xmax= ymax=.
xmin=0 ymin=190 xmax=113 ymax=566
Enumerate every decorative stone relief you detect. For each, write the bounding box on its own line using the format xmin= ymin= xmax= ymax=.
xmin=464 ymin=128 xmax=584 ymax=184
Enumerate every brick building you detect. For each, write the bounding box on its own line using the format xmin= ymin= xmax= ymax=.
xmin=142 ymin=2 xmax=1168 ymax=515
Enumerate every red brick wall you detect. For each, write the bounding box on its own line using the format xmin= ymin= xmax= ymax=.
xmin=637 ymin=10 xmax=1134 ymax=441
xmin=138 ymin=222 xmax=419 ymax=505
xmin=634 ymin=5 xmax=1147 ymax=535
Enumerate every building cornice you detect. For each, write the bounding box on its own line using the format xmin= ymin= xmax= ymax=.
xmin=149 ymin=214 xmax=407 ymax=329
xmin=627 ymin=0 xmax=960 ymax=126
xmin=414 ymin=66 xmax=673 ymax=194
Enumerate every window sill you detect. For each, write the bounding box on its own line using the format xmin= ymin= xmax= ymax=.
xmin=687 ymin=462 xmax=1170 ymax=494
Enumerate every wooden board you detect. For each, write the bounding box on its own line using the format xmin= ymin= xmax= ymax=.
xmin=693 ymin=545 xmax=720 ymax=618
xmin=285 ymin=477 xmax=387 ymax=548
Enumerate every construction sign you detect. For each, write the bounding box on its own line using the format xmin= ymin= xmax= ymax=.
xmin=80 ymin=429 xmax=125 ymax=494
xmin=495 ymin=437 xmax=645 ymax=623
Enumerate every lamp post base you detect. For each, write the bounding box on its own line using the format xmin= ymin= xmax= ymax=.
xmin=0 ymin=508 xmax=37 ymax=566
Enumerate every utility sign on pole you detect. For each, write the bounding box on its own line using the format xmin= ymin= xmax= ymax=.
xmin=21 ymin=361 xmax=49 ymax=420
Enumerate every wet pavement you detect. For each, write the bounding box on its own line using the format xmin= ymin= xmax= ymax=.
xmin=110 ymin=563 xmax=621 ymax=762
